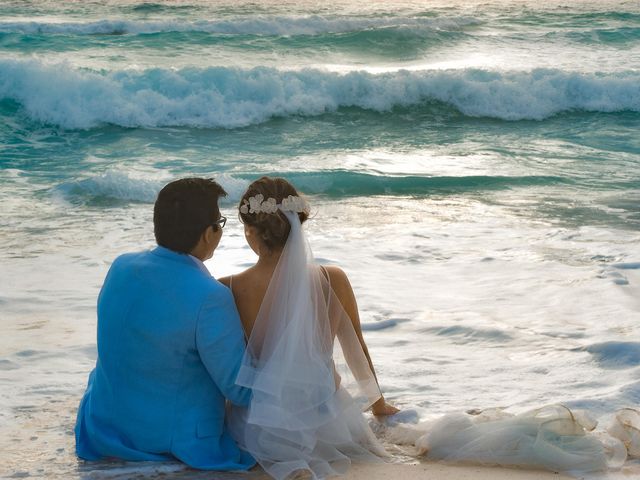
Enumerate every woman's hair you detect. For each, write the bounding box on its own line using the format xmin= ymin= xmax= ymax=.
xmin=239 ymin=176 xmax=309 ymax=251
xmin=154 ymin=177 xmax=226 ymax=253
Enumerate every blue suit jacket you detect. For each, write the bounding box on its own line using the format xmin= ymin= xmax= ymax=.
xmin=75 ymin=246 xmax=255 ymax=470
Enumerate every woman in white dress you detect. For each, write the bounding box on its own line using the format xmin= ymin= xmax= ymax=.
xmin=220 ymin=176 xmax=639 ymax=479
xmin=220 ymin=177 xmax=398 ymax=480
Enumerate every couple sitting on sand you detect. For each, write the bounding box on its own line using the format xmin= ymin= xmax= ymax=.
xmin=75 ymin=176 xmax=638 ymax=479
xmin=75 ymin=176 xmax=398 ymax=480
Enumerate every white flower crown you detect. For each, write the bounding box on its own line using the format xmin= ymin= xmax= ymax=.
xmin=240 ymin=194 xmax=310 ymax=215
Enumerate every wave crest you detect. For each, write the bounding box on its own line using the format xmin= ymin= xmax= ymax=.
xmin=2 ymin=59 xmax=639 ymax=129
xmin=53 ymin=170 xmax=569 ymax=205
xmin=0 ymin=15 xmax=478 ymax=36
xmin=251 ymin=171 xmax=569 ymax=196
xmin=53 ymin=171 xmax=166 ymax=205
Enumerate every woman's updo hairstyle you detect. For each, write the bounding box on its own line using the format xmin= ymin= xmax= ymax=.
xmin=239 ymin=177 xmax=309 ymax=251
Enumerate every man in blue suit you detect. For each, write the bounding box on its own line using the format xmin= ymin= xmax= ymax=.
xmin=75 ymin=178 xmax=255 ymax=470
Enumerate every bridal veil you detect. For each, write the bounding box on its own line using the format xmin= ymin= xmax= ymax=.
xmin=228 ymin=211 xmax=386 ymax=480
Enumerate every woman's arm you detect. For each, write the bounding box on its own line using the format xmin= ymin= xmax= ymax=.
xmin=324 ymin=265 xmax=399 ymax=416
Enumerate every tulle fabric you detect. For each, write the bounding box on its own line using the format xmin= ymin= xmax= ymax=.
xmin=228 ymin=211 xmax=386 ymax=480
xmin=608 ymin=408 xmax=640 ymax=459
xmin=388 ymin=404 xmax=633 ymax=475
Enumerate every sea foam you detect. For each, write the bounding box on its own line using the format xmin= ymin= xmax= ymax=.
xmin=2 ymin=60 xmax=639 ymax=129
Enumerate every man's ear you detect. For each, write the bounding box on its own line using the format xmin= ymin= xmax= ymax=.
xmin=203 ymin=225 xmax=215 ymax=243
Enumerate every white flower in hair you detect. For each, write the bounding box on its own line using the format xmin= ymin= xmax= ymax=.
xmin=281 ymin=195 xmax=309 ymax=213
xmin=248 ymin=193 xmax=264 ymax=213
xmin=262 ymin=197 xmax=278 ymax=214
xmin=240 ymin=193 xmax=309 ymax=214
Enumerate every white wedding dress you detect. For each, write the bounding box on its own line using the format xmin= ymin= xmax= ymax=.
xmin=227 ymin=211 xmax=387 ymax=480
xmin=384 ymin=404 xmax=639 ymax=476
xmin=226 ymin=210 xmax=640 ymax=479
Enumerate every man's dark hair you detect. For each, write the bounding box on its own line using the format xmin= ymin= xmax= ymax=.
xmin=153 ymin=178 xmax=227 ymax=253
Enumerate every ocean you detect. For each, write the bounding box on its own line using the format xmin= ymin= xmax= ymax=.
xmin=0 ymin=0 xmax=639 ymax=478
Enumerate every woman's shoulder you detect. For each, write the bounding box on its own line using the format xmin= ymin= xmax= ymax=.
xmin=320 ymin=265 xmax=352 ymax=292
xmin=218 ymin=271 xmax=247 ymax=290
xmin=218 ymin=268 xmax=259 ymax=292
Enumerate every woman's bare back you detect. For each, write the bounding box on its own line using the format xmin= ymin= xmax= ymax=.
xmin=220 ymin=264 xmax=337 ymax=338
xmin=219 ymin=267 xmax=272 ymax=338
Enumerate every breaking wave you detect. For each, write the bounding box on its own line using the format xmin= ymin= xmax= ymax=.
xmin=53 ymin=170 xmax=570 ymax=205
xmin=0 ymin=15 xmax=478 ymax=36
xmin=2 ymin=59 xmax=639 ymax=129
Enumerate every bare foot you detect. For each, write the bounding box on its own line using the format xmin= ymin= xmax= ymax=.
xmin=371 ymin=398 xmax=400 ymax=416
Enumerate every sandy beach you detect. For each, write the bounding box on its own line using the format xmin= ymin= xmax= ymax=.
xmin=69 ymin=461 xmax=640 ymax=480
xmin=219 ymin=461 xmax=639 ymax=480
xmin=332 ymin=464 xmax=573 ymax=480
xmin=72 ymin=462 xmax=584 ymax=480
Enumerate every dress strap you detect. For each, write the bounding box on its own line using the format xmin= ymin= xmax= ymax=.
xmin=319 ymin=265 xmax=332 ymax=308
xmin=319 ymin=265 xmax=330 ymax=285
xmin=228 ymin=275 xmax=234 ymax=294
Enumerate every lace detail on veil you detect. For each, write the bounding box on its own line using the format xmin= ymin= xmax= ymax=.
xmin=228 ymin=211 xmax=386 ymax=480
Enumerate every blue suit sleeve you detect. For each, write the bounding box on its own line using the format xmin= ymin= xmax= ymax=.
xmin=196 ymin=289 xmax=252 ymax=407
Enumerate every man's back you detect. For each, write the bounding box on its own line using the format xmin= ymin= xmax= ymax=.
xmin=75 ymin=246 xmax=254 ymax=470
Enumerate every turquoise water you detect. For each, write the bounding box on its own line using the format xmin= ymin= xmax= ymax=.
xmin=1 ymin=1 xmax=639 ymax=478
